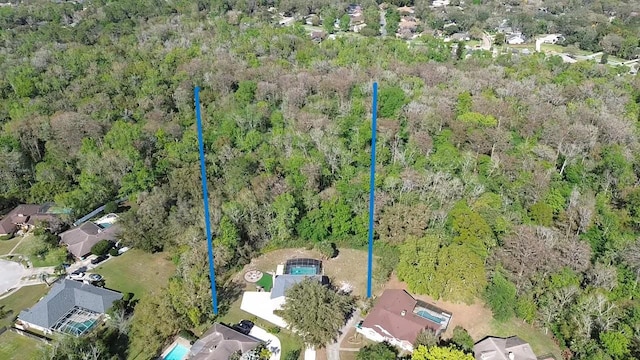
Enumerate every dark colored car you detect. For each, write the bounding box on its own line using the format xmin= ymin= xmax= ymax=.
xmin=91 ymin=255 xmax=108 ymax=265
xmin=234 ymin=320 xmax=254 ymax=335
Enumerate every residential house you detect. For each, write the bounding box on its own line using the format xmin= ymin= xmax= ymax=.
xmin=346 ymin=4 xmax=362 ymax=15
xmin=189 ymin=323 xmax=261 ymax=360
xmin=397 ymin=6 xmax=415 ymax=15
xmin=60 ymin=221 xmax=120 ymax=259
xmin=473 ymin=336 xmax=537 ymax=360
xmin=310 ymin=30 xmax=327 ymax=43
xmin=241 ymin=258 xmax=327 ymax=327
xmin=16 ymin=279 xmax=122 ymax=336
xmin=507 ymin=33 xmax=525 ymax=45
xmin=398 ymin=18 xmax=419 ymax=39
xmin=0 ymin=203 xmax=64 ymax=237
xmin=357 ymin=289 xmax=452 ymax=352
xmin=447 ymin=32 xmax=470 ymax=42
xmin=431 ymin=0 xmax=450 ymax=7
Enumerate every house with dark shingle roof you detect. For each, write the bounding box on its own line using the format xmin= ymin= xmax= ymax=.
xmin=189 ymin=323 xmax=261 ymax=360
xmin=0 ymin=204 xmax=63 ymax=237
xmin=16 ymin=279 xmax=122 ymax=336
xmin=60 ymin=222 xmax=121 ymax=259
xmin=357 ymin=289 xmax=452 ymax=352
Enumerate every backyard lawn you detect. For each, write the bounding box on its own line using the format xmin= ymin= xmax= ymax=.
xmin=240 ymin=248 xmax=378 ymax=297
xmin=92 ymin=249 xmax=175 ymax=299
xmin=0 ymin=285 xmax=48 ymax=329
xmin=0 ymin=331 xmax=43 ymax=359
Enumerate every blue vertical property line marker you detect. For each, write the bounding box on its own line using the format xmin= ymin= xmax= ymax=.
xmin=195 ymin=86 xmax=219 ymax=315
xmin=367 ymin=82 xmax=378 ymax=299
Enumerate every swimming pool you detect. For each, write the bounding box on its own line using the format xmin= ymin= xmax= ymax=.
xmin=288 ymin=266 xmax=318 ymax=275
xmin=163 ymin=343 xmax=189 ymax=360
xmin=416 ymin=310 xmax=443 ymax=324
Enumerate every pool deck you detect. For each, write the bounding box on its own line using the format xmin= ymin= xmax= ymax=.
xmin=159 ymin=337 xmax=191 ymax=359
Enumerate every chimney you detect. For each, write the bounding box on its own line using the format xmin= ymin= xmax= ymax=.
xmin=401 ymin=310 xmax=406 ymax=316
xmin=508 ymin=352 xmax=515 ymax=360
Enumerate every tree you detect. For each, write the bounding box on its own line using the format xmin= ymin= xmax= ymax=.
xmin=357 ymin=342 xmax=398 ymax=360
xmin=414 ymin=329 xmax=438 ymax=348
xmin=485 ymin=272 xmax=517 ymax=322
xmin=599 ymin=331 xmax=630 ymax=359
xmin=397 ymin=235 xmax=440 ymax=295
xmin=412 ymin=345 xmax=474 ymax=360
xmin=339 ymin=14 xmax=350 ymax=32
xmin=279 ymin=278 xmax=353 ymax=347
xmin=450 ymin=326 xmax=474 ymax=352
xmin=315 ymin=241 xmax=337 ymax=259
xmin=91 ymin=239 xmax=114 ymax=256
xmin=379 ymin=87 xmax=407 ymax=118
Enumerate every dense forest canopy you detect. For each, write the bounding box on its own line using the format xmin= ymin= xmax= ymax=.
xmin=1 ymin=0 xmax=640 ymax=359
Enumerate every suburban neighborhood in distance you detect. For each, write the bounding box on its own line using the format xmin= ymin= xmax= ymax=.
xmin=1 ymin=0 xmax=640 ymax=359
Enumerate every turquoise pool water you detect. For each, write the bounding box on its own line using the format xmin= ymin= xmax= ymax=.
xmin=416 ymin=310 xmax=443 ymax=324
xmin=289 ymin=266 xmax=317 ymax=275
xmin=66 ymin=319 xmax=97 ymax=335
xmin=163 ymin=344 xmax=189 ymax=360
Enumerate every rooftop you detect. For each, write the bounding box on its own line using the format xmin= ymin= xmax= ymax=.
xmin=360 ymin=289 xmax=452 ymax=344
xmin=18 ymin=279 xmax=122 ymax=335
xmin=189 ymin=323 xmax=261 ymax=360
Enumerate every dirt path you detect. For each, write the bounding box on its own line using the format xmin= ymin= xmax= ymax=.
xmin=383 ymin=274 xmax=493 ymax=340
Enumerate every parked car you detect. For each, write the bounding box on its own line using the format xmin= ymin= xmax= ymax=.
xmin=68 ymin=271 xmax=85 ymax=280
xmin=91 ymin=255 xmax=108 ymax=265
xmin=87 ymin=274 xmax=103 ymax=282
xmin=234 ymin=320 xmax=254 ymax=335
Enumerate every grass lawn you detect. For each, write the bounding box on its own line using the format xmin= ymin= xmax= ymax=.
xmin=0 ymin=238 xmax=20 ymax=256
xmin=217 ymin=296 xmax=304 ymax=359
xmin=0 ymin=331 xmax=43 ymax=359
xmin=10 ymin=234 xmax=34 ymax=256
xmin=30 ymin=248 xmax=67 ymax=268
xmin=92 ymin=249 xmax=175 ymax=299
xmin=0 ymin=285 xmax=48 ymax=329
xmin=256 ymin=273 xmax=273 ymax=291
xmin=490 ymin=318 xmax=562 ymax=359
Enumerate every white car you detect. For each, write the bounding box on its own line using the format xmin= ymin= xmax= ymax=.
xmin=68 ymin=272 xmax=85 ymax=280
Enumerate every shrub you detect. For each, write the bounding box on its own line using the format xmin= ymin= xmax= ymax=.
xmin=267 ymin=326 xmax=280 ymax=334
xmin=315 ymin=241 xmax=337 ymax=259
xmin=109 ymin=248 xmax=119 ymax=257
xmin=91 ymin=240 xmax=114 ymax=256
xmin=283 ymin=349 xmax=301 ymax=360
xmin=104 ymin=201 xmax=118 ymax=213
xmin=178 ymin=329 xmax=198 ymax=342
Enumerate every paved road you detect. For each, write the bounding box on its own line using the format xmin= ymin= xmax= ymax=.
xmin=481 ymin=32 xmax=492 ymax=50
xmin=0 ymin=259 xmax=26 ymax=294
xmin=326 ymin=310 xmax=361 ymax=360
xmin=379 ymin=10 xmax=386 ymax=36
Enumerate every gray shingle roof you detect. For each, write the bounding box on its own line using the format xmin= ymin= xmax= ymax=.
xmin=190 ymin=323 xmax=261 ymax=360
xmin=18 ymin=279 xmax=122 ymax=330
xmin=270 ymin=274 xmax=324 ymax=299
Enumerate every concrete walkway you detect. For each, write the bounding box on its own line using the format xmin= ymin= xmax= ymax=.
xmin=304 ymin=347 xmax=316 ymax=360
xmin=326 ymin=310 xmax=361 ymax=360
xmin=249 ymin=326 xmax=282 ymax=360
